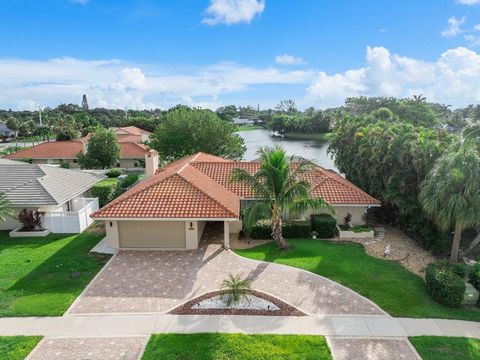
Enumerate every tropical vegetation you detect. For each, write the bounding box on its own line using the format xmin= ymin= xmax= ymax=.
xmin=230 ymin=146 xmax=331 ymax=249
xmin=77 ymin=127 xmax=120 ymax=169
xmin=142 ymin=333 xmax=332 ymax=360
xmin=0 ymin=193 xmax=13 ymax=222
xmin=236 ymin=240 xmax=480 ymax=321
xmin=221 ymin=273 xmax=252 ymax=306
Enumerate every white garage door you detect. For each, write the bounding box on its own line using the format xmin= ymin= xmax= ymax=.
xmin=119 ymin=221 xmax=186 ymax=249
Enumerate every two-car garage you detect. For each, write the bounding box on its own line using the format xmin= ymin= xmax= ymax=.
xmin=118 ymin=221 xmax=187 ymax=249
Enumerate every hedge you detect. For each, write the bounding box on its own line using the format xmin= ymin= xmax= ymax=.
xmin=311 ymin=213 xmax=337 ymax=238
xmin=91 ymin=179 xmax=121 ymax=207
xmin=121 ymin=174 xmax=140 ymax=188
xmin=282 ymin=222 xmax=311 ymax=238
xmin=106 ymin=168 xmax=123 ymax=178
xmin=470 ymin=263 xmax=480 ymax=290
xmin=425 ymin=262 xmax=465 ymax=307
xmin=250 ymin=221 xmax=273 ymax=240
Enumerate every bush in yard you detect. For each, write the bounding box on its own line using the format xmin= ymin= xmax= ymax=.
xmin=106 ymin=168 xmax=123 ymax=178
xmin=450 ymin=262 xmax=469 ymax=279
xmin=91 ymin=179 xmax=121 ymax=207
xmin=282 ymin=222 xmax=311 ymax=238
xmin=18 ymin=209 xmax=45 ymax=231
xmin=311 ymin=213 xmax=337 ymax=238
xmin=470 ymin=263 xmax=480 ymax=290
xmin=121 ymin=174 xmax=140 ymax=188
xmin=249 ymin=220 xmax=273 ymax=239
xmin=425 ymin=262 xmax=465 ymax=307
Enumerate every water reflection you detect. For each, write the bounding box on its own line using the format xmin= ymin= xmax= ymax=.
xmin=238 ymin=129 xmax=337 ymax=171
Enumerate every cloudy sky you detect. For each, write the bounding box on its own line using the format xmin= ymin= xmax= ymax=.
xmin=1 ymin=0 xmax=480 ymax=110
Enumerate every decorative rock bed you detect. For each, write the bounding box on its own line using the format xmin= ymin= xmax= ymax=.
xmin=170 ymin=290 xmax=305 ymax=316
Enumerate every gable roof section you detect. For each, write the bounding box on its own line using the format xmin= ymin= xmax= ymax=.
xmin=92 ymin=152 xmax=239 ymax=219
xmin=113 ymin=126 xmax=151 ymax=136
xmin=92 ymin=152 xmax=380 ymax=220
xmin=0 ymin=159 xmax=104 ymax=206
xmin=120 ymin=142 xmax=150 ymax=158
xmin=5 ymin=140 xmax=84 ymax=160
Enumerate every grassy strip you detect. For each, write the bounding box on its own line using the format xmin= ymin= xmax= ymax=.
xmin=0 ymin=336 xmax=42 ymax=360
xmin=237 ymin=125 xmax=263 ymax=131
xmin=282 ymin=132 xmax=332 ymax=141
xmin=235 ymin=239 xmax=480 ymax=321
xmin=0 ymin=230 xmax=110 ymax=317
xmin=410 ymin=336 xmax=480 ymax=360
xmin=142 ymin=333 xmax=332 ymax=360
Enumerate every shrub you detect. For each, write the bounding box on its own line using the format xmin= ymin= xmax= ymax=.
xmin=121 ymin=174 xmax=140 ymax=188
xmin=311 ymin=213 xmax=337 ymax=238
xmin=91 ymin=179 xmax=121 ymax=207
xmin=106 ymin=168 xmax=123 ymax=178
xmin=59 ymin=161 xmax=70 ymax=169
xmin=470 ymin=263 xmax=480 ymax=290
xmin=451 ymin=263 xmax=469 ymax=279
xmin=282 ymin=222 xmax=311 ymax=238
xmin=351 ymin=225 xmax=373 ymax=233
xmin=425 ymin=262 xmax=465 ymax=307
xmin=18 ymin=209 xmax=45 ymax=231
xmin=249 ymin=220 xmax=273 ymax=239
xmin=221 ymin=273 xmax=251 ymax=306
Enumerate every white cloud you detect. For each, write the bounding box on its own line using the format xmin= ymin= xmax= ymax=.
xmin=202 ymin=0 xmax=265 ymax=25
xmin=275 ymin=54 xmax=307 ymax=65
xmin=457 ymin=0 xmax=480 ymax=5
xmin=474 ymin=24 xmax=480 ymax=30
xmin=0 ymin=57 xmax=313 ymax=110
xmin=70 ymin=0 xmax=90 ymax=4
xmin=306 ymin=46 xmax=480 ymax=108
xmin=441 ymin=16 xmax=466 ymax=37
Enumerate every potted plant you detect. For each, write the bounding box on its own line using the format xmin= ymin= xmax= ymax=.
xmin=311 ymin=231 xmax=318 ymax=239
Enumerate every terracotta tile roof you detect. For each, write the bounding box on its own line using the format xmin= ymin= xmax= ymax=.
xmin=117 ymin=134 xmax=143 ymax=143
xmin=113 ymin=126 xmax=151 ymax=136
xmin=120 ymin=142 xmax=150 ymax=158
xmin=92 ymin=152 xmax=380 ymax=220
xmin=5 ymin=140 xmax=84 ymax=159
xmin=92 ymin=152 xmax=239 ymax=219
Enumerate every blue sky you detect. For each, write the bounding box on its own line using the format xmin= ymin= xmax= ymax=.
xmin=1 ymin=0 xmax=480 ymax=110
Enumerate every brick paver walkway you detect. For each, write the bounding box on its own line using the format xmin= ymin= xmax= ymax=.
xmin=68 ymin=244 xmax=384 ymax=315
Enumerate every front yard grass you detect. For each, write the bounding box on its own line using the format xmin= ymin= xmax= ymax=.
xmin=0 ymin=336 xmax=42 ymax=360
xmin=142 ymin=333 xmax=332 ymax=360
xmin=0 ymin=230 xmax=110 ymax=317
xmin=410 ymin=336 xmax=480 ymax=360
xmin=235 ymin=239 xmax=480 ymax=321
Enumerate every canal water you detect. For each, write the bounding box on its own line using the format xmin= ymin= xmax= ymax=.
xmin=238 ymin=129 xmax=337 ymax=171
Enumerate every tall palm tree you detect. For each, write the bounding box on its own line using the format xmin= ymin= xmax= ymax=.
xmin=0 ymin=193 xmax=14 ymax=222
xmin=420 ymin=146 xmax=480 ymax=263
xmin=230 ymin=146 xmax=332 ymax=250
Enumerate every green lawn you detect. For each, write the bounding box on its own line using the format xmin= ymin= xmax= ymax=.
xmin=410 ymin=336 xmax=480 ymax=360
xmin=0 ymin=230 xmax=110 ymax=317
xmin=236 ymin=125 xmax=263 ymax=131
xmin=0 ymin=336 xmax=42 ymax=360
xmin=235 ymin=240 xmax=480 ymax=321
xmin=142 ymin=333 xmax=332 ymax=360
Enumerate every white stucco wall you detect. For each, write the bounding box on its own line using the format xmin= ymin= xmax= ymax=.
xmin=296 ymin=205 xmax=370 ymax=226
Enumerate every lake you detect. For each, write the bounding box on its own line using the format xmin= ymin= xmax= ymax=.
xmin=237 ymin=129 xmax=337 ymax=171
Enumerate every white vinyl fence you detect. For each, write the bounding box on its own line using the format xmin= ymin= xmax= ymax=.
xmin=43 ymin=198 xmax=99 ymax=234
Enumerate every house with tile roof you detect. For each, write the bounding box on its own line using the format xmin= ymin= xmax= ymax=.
xmin=0 ymin=158 xmax=104 ymax=234
xmin=92 ymin=152 xmax=380 ymax=251
xmin=4 ymin=126 xmax=154 ymax=170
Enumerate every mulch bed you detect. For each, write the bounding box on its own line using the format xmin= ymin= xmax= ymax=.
xmin=169 ymin=290 xmax=306 ymax=316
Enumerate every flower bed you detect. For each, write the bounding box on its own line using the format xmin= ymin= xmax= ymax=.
xmin=9 ymin=227 xmax=51 ymax=238
xmin=337 ymin=225 xmax=374 ymax=239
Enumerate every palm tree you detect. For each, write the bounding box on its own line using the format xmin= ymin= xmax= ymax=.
xmin=230 ymin=146 xmax=332 ymax=249
xmin=420 ymin=146 xmax=480 ymax=263
xmin=0 ymin=193 xmax=14 ymax=222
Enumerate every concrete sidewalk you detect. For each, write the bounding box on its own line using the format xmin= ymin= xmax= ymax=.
xmin=1 ymin=314 xmax=479 ymax=339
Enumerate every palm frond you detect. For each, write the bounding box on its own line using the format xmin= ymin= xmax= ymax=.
xmin=242 ymin=201 xmax=272 ymax=232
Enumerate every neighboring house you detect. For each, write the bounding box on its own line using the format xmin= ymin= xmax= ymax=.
xmin=92 ymin=152 xmax=380 ymax=251
xmin=0 ymin=158 xmax=104 ymax=233
xmin=4 ymin=129 xmax=153 ymax=170
xmin=0 ymin=123 xmax=13 ymax=142
xmin=233 ymin=117 xmax=255 ymax=126
xmin=112 ymin=126 xmax=151 ymax=143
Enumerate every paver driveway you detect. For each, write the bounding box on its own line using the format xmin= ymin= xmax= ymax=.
xmin=68 ymin=244 xmax=385 ymax=316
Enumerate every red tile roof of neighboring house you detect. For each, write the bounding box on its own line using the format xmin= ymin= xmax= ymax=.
xmin=120 ymin=142 xmax=150 ymax=158
xmin=5 ymin=140 xmax=84 ymax=160
xmin=92 ymin=152 xmax=380 ymax=220
xmin=117 ymin=134 xmax=144 ymax=143
xmin=113 ymin=126 xmax=151 ymax=136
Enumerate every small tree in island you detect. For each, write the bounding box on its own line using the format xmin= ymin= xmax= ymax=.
xmin=230 ymin=146 xmax=332 ymax=250
xmin=78 ymin=127 xmax=120 ymax=169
